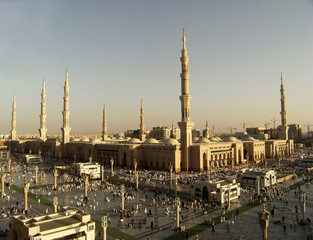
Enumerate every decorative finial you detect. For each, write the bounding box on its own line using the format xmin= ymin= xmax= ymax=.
xmin=43 ymin=78 xmax=45 ymax=87
xmin=281 ymin=72 xmax=283 ymax=83
xmin=182 ymin=28 xmax=186 ymax=46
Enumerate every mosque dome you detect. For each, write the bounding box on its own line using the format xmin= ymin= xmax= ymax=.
xmin=117 ymin=136 xmax=124 ymax=140
xmin=243 ymin=136 xmax=255 ymax=141
xmin=127 ymin=138 xmax=141 ymax=144
xmin=226 ymin=136 xmax=238 ymax=142
xmin=125 ymin=137 xmax=131 ymax=141
xmin=193 ymin=137 xmax=199 ymax=142
xmin=71 ymin=138 xmax=80 ymax=142
xmin=90 ymin=138 xmax=102 ymax=144
xmin=162 ymin=138 xmax=179 ymax=145
xmin=80 ymin=137 xmax=90 ymax=142
xmin=144 ymin=138 xmax=159 ymax=144
xmin=196 ymin=137 xmax=210 ymax=144
xmin=209 ymin=137 xmax=218 ymax=142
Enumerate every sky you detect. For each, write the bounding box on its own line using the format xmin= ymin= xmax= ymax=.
xmin=1 ymin=0 xmax=313 ymax=135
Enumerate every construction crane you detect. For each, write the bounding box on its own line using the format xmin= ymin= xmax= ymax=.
xmin=219 ymin=127 xmax=237 ymax=134
xmin=271 ymin=117 xmax=280 ymax=129
xmin=303 ymin=123 xmax=313 ymax=132
xmin=271 ymin=117 xmax=281 ymax=138
xmin=264 ymin=122 xmax=271 ymax=130
xmin=240 ymin=122 xmax=252 ymax=133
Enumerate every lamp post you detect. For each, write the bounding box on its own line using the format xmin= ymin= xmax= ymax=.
xmin=23 ymin=180 xmax=30 ymax=215
xmin=101 ymin=214 xmax=108 ymax=240
xmin=53 ymin=168 xmax=58 ymax=190
xmin=175 ymin=175 xmax=178 ymax=196
xmin=302 ymin=191 xmax=306 ymax=220
xmin=110 ymin=158 xmax=114 ymax=177
xmin=83 ymin=174 xmax=89 ymax=201
xmin=121 ymin=184 xmax=125 ymax=211
xmin=259 ymin=204 xmax=270 ymax=240
xmin=175 ymin=197 xmax=181 ymax=230
xmin=169 ymin=162 xmax=173 ymax=191
xmin=256 ymin=176 xmax=260 ymax=196
xmin=134 ymin=159 xmax=137 ymax=179
xmin=101 ymin=165 xmax=105 ymax=181
xmin=8 ymin=158 xmax=11 ymax=173
xmin=35 ymin=165 xmax=39 ymax=184
xmin=1 ymin=174 xmax=6 ymax=198
xmin=136 ymin=174 xmax=139 ymax=190
xmin=53 ymin=196 xmax=58 ymax=213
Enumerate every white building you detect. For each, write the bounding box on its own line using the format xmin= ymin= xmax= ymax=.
xmin=23 ymin=154 xmax=43 ymax=164
xmin=10 ymin=207 xmax=95 ymax=240
xmin=191 ymin=179 xmax=240 ymax=204
xmin=238 ymin=169 xmax=276 ymax=188
xmin=72 ymin=162 xmax=101 ymax=179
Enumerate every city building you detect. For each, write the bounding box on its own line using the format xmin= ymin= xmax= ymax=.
xmin=72 ymin=162 xmax=101 ymax=179
xmin=5 ymin=31 xmax=294 ymax=172
xmin=238 ymin=169 xmax=277 ymax=188
xmin=191 ymin=179 xmax=240 ymax=203
xmin=9 ymin=207 xmax=95 ymax=240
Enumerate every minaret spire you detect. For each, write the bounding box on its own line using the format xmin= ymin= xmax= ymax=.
xmin=203 ymin=120 xmax=210 ymax=138
xmin=39 ymin=78 xmax=47 ymax=141
xmin=178 ymin=29 xmax=194 ymax=171
xmin=139 ymin=98 xmax=146 ymax=141
xmin=278 ymin=72 xmax=288 ymax=140
xmin=61 ymin=68 xmax=71 ymax=144
xmin=102 ymin=103 xmax=108 ymax=141
xmin=10 ymin=95 xmax=17 ymax=140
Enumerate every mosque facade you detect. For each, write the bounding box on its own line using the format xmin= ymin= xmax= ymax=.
xmin=6 ymin=31 xmax=294 ymax=172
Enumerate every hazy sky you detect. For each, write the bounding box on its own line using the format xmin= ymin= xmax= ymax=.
xmin=1 ymin=0 xmax=313 ymax=135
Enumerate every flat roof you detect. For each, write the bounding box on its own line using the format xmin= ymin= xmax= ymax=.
xmin=38 ymin=215 xmax=82 ymax=232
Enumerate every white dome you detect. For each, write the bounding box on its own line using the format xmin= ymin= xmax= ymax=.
xmin=127 ymin=138 xmax=141 ymax=143
xmin=193 ymin=137 xmax=199 ymax=142
xmin=243 ymin=136 xmax=255 ymax=141
xmin=91 ymin=138 xmax=102 ymax=144
xmin=196 ymin=137 xmax=210 ymax=144
xmin=209 ymin=137 xmax=218 ymax=142
xmin=80 ymin=137 xmax=90 ymax=142
xmin=226 ymin=136 xmax=238 ymax=142
xmin=71 ymin=138 xmax=80 ymax=142
xmin=144 ymin=138 xmax=159 ymax=144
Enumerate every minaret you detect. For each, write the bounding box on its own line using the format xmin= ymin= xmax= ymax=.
xmin=178 ymin=29 xmax=194 ymax=171
xmin=39 ymin=79 xmax=47 ymax=141
xmin=203 ymin=120 xmax=210 ymax=138
xmin=278 ymin=72 xmax=288 ymax=140
xmin=61 ymin=68 xmax=71 ymax=144
xmin=102 ymin=103 xmax=108 ymax=141
xmin=10 ymin=95 xmax=17 ymax=140
xmin=139 ymin=98 xmax=146 ymax=141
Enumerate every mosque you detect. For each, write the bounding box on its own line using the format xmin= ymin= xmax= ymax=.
xmin=6 ymin=30 xmax=294 ymax=172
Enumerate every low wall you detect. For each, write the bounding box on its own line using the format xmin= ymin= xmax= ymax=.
xmin=277 ymin=173 xmax=296 ymax=184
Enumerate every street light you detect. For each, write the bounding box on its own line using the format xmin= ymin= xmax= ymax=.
xmin=101 ymin=214 xmax=108 ymax=240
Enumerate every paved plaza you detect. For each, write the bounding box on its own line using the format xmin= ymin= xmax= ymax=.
xmin=0 ymin=161 xmax=312 ymax=240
